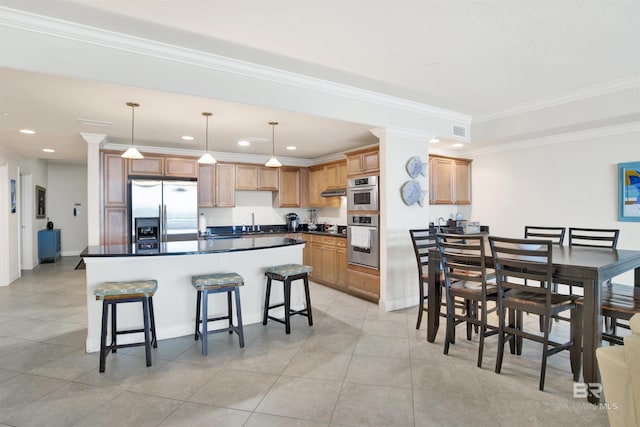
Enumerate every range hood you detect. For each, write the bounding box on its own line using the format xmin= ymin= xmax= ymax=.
xmin=320 ymin=188 xmax=347 ymax=197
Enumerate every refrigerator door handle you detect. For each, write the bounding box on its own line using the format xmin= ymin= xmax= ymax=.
xmin=158 ymin=204 xmax=163 ymax=242
xmin=163 ymin=204 xmax=168 ymax=241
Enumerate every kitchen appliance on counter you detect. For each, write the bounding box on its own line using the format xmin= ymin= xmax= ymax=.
xmin=347 ymin=175 xmax=378 ymax=211
xmin=285 ymin=212 xmax=300 ymax=232
xmin=347 ymin=214 xmax=379 ymax=269
xmin=129 ymin=178 xmax=198 ymax=243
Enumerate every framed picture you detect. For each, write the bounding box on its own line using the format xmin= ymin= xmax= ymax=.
xmin=10 ymin=179 xmax=16 ymax=214
xmin=618 ymin=161 xmax=640 ymax=222
xmin=36 ymin=185 xmax=46 ymax=219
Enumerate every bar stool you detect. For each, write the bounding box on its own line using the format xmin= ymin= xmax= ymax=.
xmin=94 ymin=280 xmax=158 ymax=373
xmin=192 ymin=273 xmax=245 ymax=356
xmin=263 ymin=264 xmax=313 ymax=334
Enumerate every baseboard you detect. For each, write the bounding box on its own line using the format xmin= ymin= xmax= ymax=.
xmin=62 ymin=250 xmax=81 ymax=257
xmin=380 ymin=295 xmax=419 ymax=312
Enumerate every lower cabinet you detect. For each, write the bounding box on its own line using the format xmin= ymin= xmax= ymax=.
xmin=347 ymin=267 xmax=380 ymax=302
xmin=304 ymin=234 xmax=351 ymax=293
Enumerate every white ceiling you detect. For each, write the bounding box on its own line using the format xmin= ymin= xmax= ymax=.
xmin=1 ymin=0 xmax=639 ymax=162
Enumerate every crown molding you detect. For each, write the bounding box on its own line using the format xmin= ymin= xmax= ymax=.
xmin=462 ymin=122 xmax=640 ymax=157
xmin=1 ymin=6 xmax=471 ymax=124
xmin=370 ymin=127 xmax=435 ymax=143
xmin=80 ymin=132 xmax=106 ymax=145
xmin=473 ymin=75 xmax=640 ymax=124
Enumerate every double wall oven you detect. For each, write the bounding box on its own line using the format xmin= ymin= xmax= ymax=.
xmin=346 ymin=175 xmax=379 ymax=269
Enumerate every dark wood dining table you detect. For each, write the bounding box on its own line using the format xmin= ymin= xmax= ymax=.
xmin=427 ymin=243 xmax=640 ymax=403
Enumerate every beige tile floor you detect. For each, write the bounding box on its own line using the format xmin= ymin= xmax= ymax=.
xmin=0 ymin=257 xmax=610 ymax=426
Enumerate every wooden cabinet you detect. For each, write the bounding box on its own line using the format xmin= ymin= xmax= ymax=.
xmin=198 ymin=163 xmax=236 ymax=207
xmin=309 ymin=165 xmax=326 ymax=207
xmin=347 ymin=267 xmax=380 ymax=301
xmin=129 ymin=155 xmax=197 ymax=178
xmin=103 ymin=208 xmax=127 ymax=245
xmin=429 ymin=155 xmax=471 ymax=205
xmin=236 ymin=164 xmax=279 ymax=191
xmin=325 ymin=161 xmax=347 ymax=189
xmin=103 ymin=153 xmax=127 ymax=206
xmin=346 ymin=147 xmax=379 ymax=177
xmin=276 ymin=167 xmax=301 ymax=207
xmin=304 ymin=234 xmax=348 ymax=291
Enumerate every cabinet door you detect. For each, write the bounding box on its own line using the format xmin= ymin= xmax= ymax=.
xmin=104 ymin=208 xmax=127 ymax=245
xmin=308 ymin=166 xmax=326 ymax=207
xmin=129 ymin=156 xmax=163 ymax=175
xmin=430 ymin=157 xmax=454 ymax=204
xmin=235 ymin=165 xmax=258 ymax=190
xmin=362 ymin=151 xmax=379 ymax=173
xmin=453 ymin=160 xmax=471 ymax=204
xmin=346 ymin=154 xmax=362 ymax=175
xmin=258 ymin=167 xmax=279 ymax=191
xmin=347 ymin=269 xmax=380 ymax=301
xmin=336 ymin=245 xmax=347 ymax=287
xmin=216 ymin=164 xmax=236 ymax=207
xmin=303 ymin=238 xmax=313 ymax=270
xmin=198 ymin=164 xmax=215 ymax=207
xmin=103 ymin=153 xmax=127 ymax=206
xmin=165 ymin=157 xmax=197 ymax=178
xmin=311 ymin=243 xmax=324 ymax=280
xmin=337 ymin=161 xmax=347 ymax=188
xmin=325 ymin=163 xmax=338 ymax=189
xmin=277 ymin=167 xmax=300 ymax=207
xmin=321 ymin=244 xmax=337 ymax=283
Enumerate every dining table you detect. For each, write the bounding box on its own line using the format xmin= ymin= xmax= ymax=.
xmin=426 ymin=241 xmax=640 ymax=403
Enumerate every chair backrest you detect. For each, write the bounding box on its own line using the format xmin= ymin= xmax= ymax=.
xmin=409 ymin=229 xmax=437 ymax=280
xmin=524 ymin=226 xmax=566 ymax=246
xmin=568 ymin=228 xmax=619 ymax=249
xmin=436 ymin=233 xmax=489 ymax=295
xmin=489 ymin=235 xmax=554 ymax=302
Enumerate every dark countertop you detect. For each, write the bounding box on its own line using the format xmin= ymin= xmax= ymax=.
xmin=81 ymin=236 xmax=305 ymax=257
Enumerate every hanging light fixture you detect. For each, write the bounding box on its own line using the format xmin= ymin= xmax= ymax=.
xmin=121 ymin=102 xmax=144 ymax=159
xmin=265 ymin=121 xmax=281 ymax=168
xmin=198 ymin=112 xmax=217 ymax=164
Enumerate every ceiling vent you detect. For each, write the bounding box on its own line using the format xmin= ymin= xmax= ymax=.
xmin=452 ymin=124 xmax=467 ymax=139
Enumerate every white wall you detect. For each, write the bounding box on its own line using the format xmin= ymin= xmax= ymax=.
xmin=47 ymin=162 xmax=88 ymax=255
xmin=470 ymin=130 xmax=640 ymax=284
xmin=18 ymin=158 xmax=49 ymax=267
xmin=0 ymin=158 xmax=21 ymax=286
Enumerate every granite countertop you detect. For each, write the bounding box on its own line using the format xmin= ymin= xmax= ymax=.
xmin=204 ymin=224 xmax=347 ymax=239
xmin=80 ymin=236 xmax=305 ymax=257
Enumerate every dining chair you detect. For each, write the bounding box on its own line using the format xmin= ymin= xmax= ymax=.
xmin=599 ymin=283 xmax=640 ymax=345
xmin=409 ymin=229 xmax=440 ymax=330
xmin=436 ymin=233 xmax=498 ymax=368
xmin=489 ymin=235 xmax=582 ymax=391
xmin=524 ymin=226 xmax=566 ymax=331
xmin=568 ymin=227 xmax=619 ymax=249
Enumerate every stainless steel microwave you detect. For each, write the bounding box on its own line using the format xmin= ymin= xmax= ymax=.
xmin=347 ymin=176 xmax=378 ymax=211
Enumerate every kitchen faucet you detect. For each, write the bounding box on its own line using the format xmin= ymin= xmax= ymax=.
xmin=251 ymin=212 xmax=255 ymax=231
xmin=437 ymin=217 xmax=445 ymax=231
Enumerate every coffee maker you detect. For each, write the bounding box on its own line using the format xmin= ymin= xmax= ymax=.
xmin=285 ymin=212 xmax=300 ymax=232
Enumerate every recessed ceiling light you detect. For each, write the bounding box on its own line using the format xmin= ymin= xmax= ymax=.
xmin=286 ymin=146 xmax=296 ymax=150
xmin=452 ymin=143 xmax=464 ymax=148
xmin=430 ymin=138 xmax=440 ymax=143
xmin=43 ymin=148 xmax=55 ymax=153
xmin=1 ymin=112 xmax=10 ymax=117
xmin=20 ymin=129 xmax=36 ymax=134
xmin=238 ymin=140 xmax=250 ymax=146
xmin=181 ymin=135 xmax=194 ymax=141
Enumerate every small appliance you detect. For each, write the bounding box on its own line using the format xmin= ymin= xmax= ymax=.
xmin=285 ymin=212 xmax=300 ymax=232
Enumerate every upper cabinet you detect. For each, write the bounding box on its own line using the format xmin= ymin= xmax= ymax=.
xmin=129 ymin=154 xmax=198 ymax=178
xmin=103 ymin=152 xmax=127 ymax=207
xmin=235 ymin=164 xmax=279 ymax=191
xmin=198 ymin=163 xmax=236 ymax=207
xmin=309 ymin=165 xmax=326 ymax=207
xmin=429 ymin=155 xmax=471 ymax=205
xmin=346 ymin=147 xmax=379 ymax=177
xmin=276 ymin=167 xmax=301 ymax=208
xmin=325 ymin=161 xmax=347 ymax=189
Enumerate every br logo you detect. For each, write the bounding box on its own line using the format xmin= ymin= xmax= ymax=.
xmin=573 ymin=382 xmax=602 ymax=399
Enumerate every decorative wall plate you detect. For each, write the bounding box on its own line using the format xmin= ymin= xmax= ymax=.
xmin=406 ymin=156 xmax=426 ymax=178
xmin=401 ymin=180 xmax=425 ymax=206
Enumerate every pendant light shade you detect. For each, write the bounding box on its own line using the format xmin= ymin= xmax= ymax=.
xmin=121 ymin=102 xmax=144 ymax=159
xmin=198 ymin=112 xmax=217 ymax=164
xmin=265 ymin=121 xmax=281 ymax=168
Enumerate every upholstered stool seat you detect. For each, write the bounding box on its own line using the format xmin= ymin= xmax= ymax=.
xmin=191 ymin=273 xmax=245 ymax=356
xmin=94 ymin=279 xmax=158 ymax=373
xmin=263 ymin=264 xmax=313 ymax=334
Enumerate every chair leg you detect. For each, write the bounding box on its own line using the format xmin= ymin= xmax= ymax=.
xmin=416 ymin=280 xmax=425 ymax=330
xmin=227 ymin=290 xmax=233 ymax=334
xmin=111 ymin=302 xmax=117 ymax=353
xmin=142 ymin=297 xmax=152 ymax=367
xmin=444 ymin=293 xmax=454 ymax=355
xmin=284 ymin=279 xmax=292 ymax=334
xmin=495 ymin=303 xmax=506 ymax=374
xmin=262 ymin=277 xmax=272 ymax=325
xmin=539 ymin=314 xmax=551 ymax=391
xmin=99 ymin=300 xmax=109 ymax=373
xmin=149 ymin=296 xmax=157 ymax=348
xmin=477 ymin=301 xmax=487 ymax=368
xmin=234 ymin=287 xmax=245 ymax=348
xmin=195 ymin=290 xmax=201 ymax=340
xmin=466 ymin=299 xmax=473 ymax=341
xmin=516 ymin=310 xmax=524 ymax=356
xmin=303 ymin=274 xmax=313 ymax=326
xmin=201 ymin=290 xmax=209 ymax=356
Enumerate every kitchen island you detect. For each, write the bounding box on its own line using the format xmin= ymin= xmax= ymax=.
xmin=81 ymin=236 xmax=306 ymax=353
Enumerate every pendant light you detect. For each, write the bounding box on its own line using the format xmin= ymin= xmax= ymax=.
xmin=265 ymin=121 xmax=281 ymax=168
xmin=121 ymin=102 xmax=144 ymax=159
xmin=198 ymin=112 xmax=216 ymax=164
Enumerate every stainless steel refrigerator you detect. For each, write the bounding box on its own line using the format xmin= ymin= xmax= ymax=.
xmin=129 ymin=178 xmax=198 ymax=243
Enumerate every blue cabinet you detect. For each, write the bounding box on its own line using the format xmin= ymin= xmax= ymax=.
xmin=38 ymin=229 xmax=61 ymax=263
